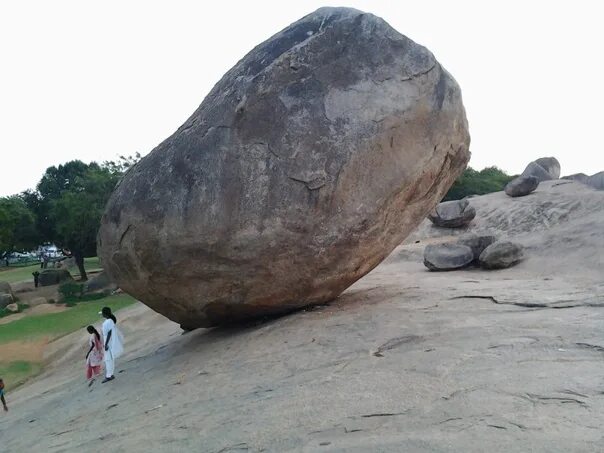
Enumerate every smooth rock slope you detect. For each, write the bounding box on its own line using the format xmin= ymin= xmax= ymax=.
xmin=98 ymin=7 xmax=470 ymax=328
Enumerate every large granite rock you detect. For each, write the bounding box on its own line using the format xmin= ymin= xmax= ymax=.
xmin=423 ymin=243 xmax=474 ymax=271
xmin=587 ymin=171 xmax=604 ymax=190
xmin=479 ymin=241 xmax=524 ymax=270
xmin=428 ymin=199 xmax=476 ymax=228
xmin=0 ymin=281 xmax=14 ymax=308
xmin=504 ymin=175 xmax=539 ymax=197
xmin=39 ymin=269 xmax=74 ymax=287
xmin=521 ymin=157 xmax=560 ymax=182
xmin=98 ymin=7 xmax=471 ymax=328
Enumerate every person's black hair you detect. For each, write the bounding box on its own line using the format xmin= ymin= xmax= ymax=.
xmin=101 ymin=306 xmax=117 ymax=324
xmin=87 ymin=325 xmax=101 ymax=342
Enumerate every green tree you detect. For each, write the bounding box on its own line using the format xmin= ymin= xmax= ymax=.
xmin=0 ymin=197 xmax=38 ymax=259
xmin=48 ymin=166 xmax=120 ymax=280
xmin=443 ymin=166 xmax=514 ymax=201
xmin=30 ymin=160 xmax=94 ymax=243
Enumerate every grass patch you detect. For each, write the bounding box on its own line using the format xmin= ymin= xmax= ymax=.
xmin=0 ymin=303 xmax=29 ymax=319
xmin=0 ymin=256 xmax=102 ymax=284
xmin=0 ymin=294 xmax=136 ymax=344
xmin=0 ymin=360 xmax=43 ymax=391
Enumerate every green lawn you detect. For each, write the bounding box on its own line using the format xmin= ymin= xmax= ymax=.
xmin=0 ymin=256 xmax=102 ymax=284
xmin=0 ymin=294 xmax=136 ymax=344
xmin=0 ymin=361 xmax=43 ymax=391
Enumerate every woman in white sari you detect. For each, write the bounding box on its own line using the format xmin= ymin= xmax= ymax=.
xmin=100 ymin=306 xmax=124 ymax=383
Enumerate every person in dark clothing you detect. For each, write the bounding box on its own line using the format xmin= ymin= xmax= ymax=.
xmin=32 ymin=271 xmax=40 ymax=288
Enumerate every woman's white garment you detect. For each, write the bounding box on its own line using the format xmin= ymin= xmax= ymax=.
xmin=102 ymin=318 xmax=124 ymax=377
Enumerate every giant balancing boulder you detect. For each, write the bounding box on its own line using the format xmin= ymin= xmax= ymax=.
xmin=98 ymin=7 xmax=471 ymax=328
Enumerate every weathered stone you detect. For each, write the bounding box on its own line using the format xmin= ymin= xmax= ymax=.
xmin=587 ymin=171 xmax=604 ymax=190
xmin=0 ymin=294 xmax=13 ymax=309
xmin=98 ymin=7 xmax=470 ymax=328
xmin=457 ymin=233 xmax=498 ymax=261
xmin=423 ymin=243 xmax=474 ymax=271
xmin=561 ymin=173 xmax=590 ymax=184
xmin=85 ymin=272 xmax=118 ymax=294
xmin=504 ymin=175 xmax=539 ymax=197
xmin=0 ymin=281 xmax=14 ymax=308
xmin=534 ymin=157 xmax=561 ymax=179
xmin=5 ymin=303 xmax=19 ymax=313
xmin=39 ymin=269 xmax=74 ymax=287
xmin=521 ymin=157 xmax=560 ymax=182
xmin=479 ymin=241 xmax=523 ymax=269
xmin=0 ymin=281 xmax=13 ymax=296
xmin=428 ymin=199 xmax=476 ymax=228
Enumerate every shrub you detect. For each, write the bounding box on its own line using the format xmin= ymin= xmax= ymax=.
xmin=59 ymin=282 xmax=84 ymax=300
xmin=443 ymin=166 xmax=515 ymax=201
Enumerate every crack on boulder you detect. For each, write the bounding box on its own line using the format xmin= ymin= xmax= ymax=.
xmin=373 ymin=335 xmax=423 ymax=356
xmin=118 ymin=224 xmax=133 ymax=247
xmin=359 ymin=412 xmax=407 ymax=418
xmin=487 ymin=424 xmax=507 ymax=430
xmin=575 ymin=342 xmax=604 ymax=353
xmin=524 ymin=393 xmax=588 ymax=407
xmin=451 ymin=295 xmax=603 ymax=310
xmin=288 ymin=175 xmax=327 ymax=190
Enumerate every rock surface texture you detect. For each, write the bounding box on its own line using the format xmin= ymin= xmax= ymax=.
xmin=521 ymin=157 xmax=560 ymax=182
xmin=428 ymin=199 xmax=476 ymax=228
xmin=587 ymin=171 xmax=604 ymax=190
xmin=423 ymin=243 xmax=474 ymax=271
xmin=98 ymin=7 xmax=470 ymax=328
xmin=504 ymin=175 xmax=539 ymax=197
xmin=479 ymin=241 xmax=524 ymax=269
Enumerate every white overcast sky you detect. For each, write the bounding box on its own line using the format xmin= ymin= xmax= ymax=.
xmin=1 ymin=0 xmax=602 ymax=196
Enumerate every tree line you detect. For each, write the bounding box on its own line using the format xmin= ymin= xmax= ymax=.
xmin=1 ymin=157 xmax=512 ymax=280
xmin=0 ymin=154 xmax=140 ymax=280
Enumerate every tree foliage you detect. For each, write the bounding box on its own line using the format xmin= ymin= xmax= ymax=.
xmin=14 ymin=154 xmax=141 ymax=279
xmin=0 ymin=197 xmax=38 ymax=256
xmin=443 ymin=166 xmax=514 ymax=201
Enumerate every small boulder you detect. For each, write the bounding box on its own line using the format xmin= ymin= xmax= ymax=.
xmin=587 ymin=171 xmax=604 ymax=190
xmin=561 ymin=173 xmax=590 ymax=184
xmin=457 ymin=234 xmax=498 ymax=261
xmin=5 ymin=303 xmax=19 ymax=313
xmin=424 ymin=243 xmax=474 ymax=271
xmin=504 ymin=175 xmax=539 ymax=197
xmin=0 ymin=281 xmax=15 ymax=308
xmin=521 ymin=157 xmax=560 ymax=182
xmin=479 ymin=241 xmax=523 ymax=269
xmin=428 ymin=199 xmax=476 ymax=228
xmin=39 ymin=269 xmax=74 ymax=287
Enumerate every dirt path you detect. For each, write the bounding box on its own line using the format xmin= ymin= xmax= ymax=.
xmin=0 ymin=304 xmax=67 ymax=326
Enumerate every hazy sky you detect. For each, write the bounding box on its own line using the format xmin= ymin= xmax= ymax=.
xmin=1 ymin=0 xmax=602 ymax=196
